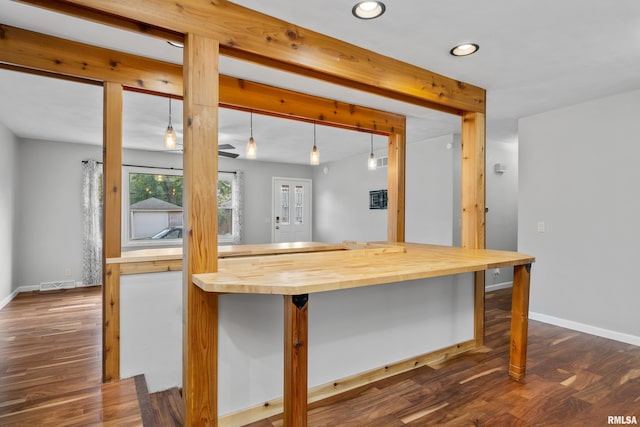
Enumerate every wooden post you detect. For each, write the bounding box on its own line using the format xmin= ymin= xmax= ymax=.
xmin=509 ymin=264 xmax=531 ymax=380
xmin=461 ymin=111 xmax=486 ymax=346
xmin=182 ymin=33 xmax=220 ymax=426
xmin=102 ymin=81 xmax=122 ymax=382
xmin=283 ymin=295 xmax=309 ymax=427
xmin=387 ymin=131 xmax=406 ymax=242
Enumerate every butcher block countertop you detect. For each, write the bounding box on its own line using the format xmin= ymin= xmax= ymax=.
xmin=107 ymin=241 xmax=347 ymax=264
xmin=192 ymin=242 xmax=535 ymax=296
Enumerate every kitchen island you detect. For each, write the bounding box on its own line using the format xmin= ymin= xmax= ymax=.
xmin=192 ymin=242 xmax=534 ymax=426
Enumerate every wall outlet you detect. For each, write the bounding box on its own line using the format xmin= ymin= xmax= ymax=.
xmin=64 ymin=268 xmax=72 ymax=277
xmin=494 ymin=268 xmax=500 ymax=277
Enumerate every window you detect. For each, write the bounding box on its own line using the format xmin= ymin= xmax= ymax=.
xmin=122 ymin=167 xmax=239 ymax=247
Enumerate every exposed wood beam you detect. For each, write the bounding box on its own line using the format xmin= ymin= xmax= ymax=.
xmin=102 ymin=81 xmax=123 ymax=382
xmin=16 ymin=0 xmax=486 ymax=115
xmin=182 ymin=33 xmax=220 ymax=427
xmin=0 ymin=23 xmax=404 ymax=134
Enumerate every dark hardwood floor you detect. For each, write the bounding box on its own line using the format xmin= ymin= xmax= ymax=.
xmin=0 ymin=287 xmax=143 ymax=426
xmin=1 ymin=286 xmax=638 ymax=426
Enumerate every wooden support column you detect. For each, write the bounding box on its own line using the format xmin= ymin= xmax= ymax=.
xmin=182 ymin=33 xmax=220 ymax=427
xmin=509 ymin=264 xmax=532 ymax=380
xmin=460 ymin=112 xmax=486 ymax=346
xmin=387 ymin=131 xmax=406 ymax=242
xmin=284 ymin=295 xmax=309 ymax=427
xmin=102 ymin=81 xmax=122 ymax=382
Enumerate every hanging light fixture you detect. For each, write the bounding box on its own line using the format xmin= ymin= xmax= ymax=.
xmin=246 ymin=111 xmax=257 ymax=159
xmin=163 ymin=96 xmax=177 ymax=149
xmin=310 ymin=123 xmax=320 ymax=165
xmin=368 ymin=133 xmax=377 ymax=170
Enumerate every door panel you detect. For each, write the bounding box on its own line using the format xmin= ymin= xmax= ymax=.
xmin=273 ymin=178 xmax=312 ymax=243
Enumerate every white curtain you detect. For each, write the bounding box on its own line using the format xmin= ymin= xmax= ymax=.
xmin=82 ymin=159 xmax=102 ymax=286
xmin=232 ymin=171 xmax=244 ymax=244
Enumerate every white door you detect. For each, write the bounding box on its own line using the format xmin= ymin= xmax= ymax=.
xmin=272 ymin=178 xmax=312 ymax=243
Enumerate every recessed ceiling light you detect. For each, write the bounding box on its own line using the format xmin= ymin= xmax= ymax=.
xmin=167 ymin=41 xmax=184 ymax=49
xmin=352 ymin=1 xmax=386 ymax=19
xmin=450 ymin=43 xmax=479 ymax=57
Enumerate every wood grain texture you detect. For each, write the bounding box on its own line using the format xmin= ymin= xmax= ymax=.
xmin=283 ymin=295 xmax=309 ymax=427
xmin=0 ymin=287 xmax=143 ymax=426
xmin=0 ymin=23 xmax=182 ymax=95
xmin=509 ymin=264 xmax=532 ymax=380
xmin=193 ymin=243 xmax=534 ymax=295
xmin=0 ymin=24 xmax=404 ymax=134
xmin=460 ymin=111 xmax=486 ymax=251
xmin=108 ymin=242 xmax=346 ymax=265
xmin=387 ymin=132 xmax=406 ymax=242
xmin=102 ymin=81 xmax=122 ymax=383
xmin=20 ymin=0 xmax=486 ymax=114
xmin=182 ymin=32 xmax=220 ymax=427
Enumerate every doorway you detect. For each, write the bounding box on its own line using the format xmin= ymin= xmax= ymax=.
xmin=272 ymin=177 xmax=312 ymax=243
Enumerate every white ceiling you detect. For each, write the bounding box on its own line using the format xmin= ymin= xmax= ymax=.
xmin=1 ymin=1 xmax=640 ymax=164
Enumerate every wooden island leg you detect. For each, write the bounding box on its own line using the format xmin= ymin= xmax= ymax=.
xmin=509 ymin=263 xmax=532 ymax=380
xmin=284 ymin=294 xmax=309 ymax=427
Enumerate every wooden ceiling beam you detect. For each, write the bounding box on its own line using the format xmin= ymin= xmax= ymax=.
xmin=0 ymin=23 xmax=403 ymax=134
xmin=15 ymin=0 xmax=485 ymax=115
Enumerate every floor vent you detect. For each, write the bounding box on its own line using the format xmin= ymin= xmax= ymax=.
xmin=39 ymin=280 xmax=76 ymax=291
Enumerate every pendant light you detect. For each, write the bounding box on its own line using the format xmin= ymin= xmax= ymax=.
xmin=310 ymin=123 xmax=320 ymax=165
xmin=163 ymin=96 xmax=177 ymax=149
xmin=368 ymin=133 xmax=377 ymax=170
xmin=246 ymin=111 xmax=257 ymax=159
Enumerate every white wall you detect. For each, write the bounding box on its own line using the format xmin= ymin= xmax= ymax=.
xmin=0 ymin=123 xmax=19 ymax=307
xmin=15 ymin=138 xmax=312 ymax=287
xmin=485 ymin=138 xmax=519 ymax=287
xmin=313 ymin=134 xmax=455 ymax=245
xmin=519 ymin=89 xmax=640 ymax=343
xmin=16 ymin=139 xmax=101 ymax=289
xmin=406 ymin=134 xmax=454 ymax=245
xmin=312 ymin=151 xmax=388 ymax=243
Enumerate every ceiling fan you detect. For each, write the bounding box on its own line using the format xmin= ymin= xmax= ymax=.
xmin=165 ymin=143 xmax=239 ymax=158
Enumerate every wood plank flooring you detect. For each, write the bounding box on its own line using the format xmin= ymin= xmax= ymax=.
xmin=2 ymin=286 xmax=639 ymax=426
xmin=0 ymin=287 xmax=143 ymax=426
xmin=243 ymin=290 xmax=640 ymax=426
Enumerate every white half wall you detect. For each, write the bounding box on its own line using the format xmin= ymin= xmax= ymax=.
xmin=120 ymin=271 xmax=474 ymax=414
xmin=0 ymin=123 xmax=19 ymax=307
xmin=519 ymin=88 xmax=640 ymax=341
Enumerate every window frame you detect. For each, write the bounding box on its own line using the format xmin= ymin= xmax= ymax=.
xmin=121 ymin=167 xmax=237 ymax=248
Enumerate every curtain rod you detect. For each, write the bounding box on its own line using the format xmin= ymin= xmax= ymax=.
xmin=81 ymin=160 xmax=236 ymax=174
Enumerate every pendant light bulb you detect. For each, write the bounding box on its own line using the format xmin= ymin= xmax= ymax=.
xmin=164 ymin=97 xmax=177 ymax=149
xmin=368 ymin=134 xmax=377 ymax=170
xmin=164 ymin=124 xmax=177 ymax=150
xmin=310 ymin=123 xmax=320 ymax=165
xmin=246 ymin=111 xmax=257 ymax=159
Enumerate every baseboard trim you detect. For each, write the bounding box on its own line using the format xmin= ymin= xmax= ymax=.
xmin=218 ymin=339 xmax=477 ymax=426
xmin=486 ymin=281 xmax=512 ymax=292
xmin=529 ymin=311 xmax=640 ymax=346
xmin=0 ymin=288 xmax=20 ymax=310
xmin=0 ymin=283 xmax=99 ymax=311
